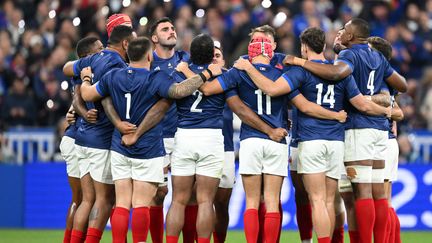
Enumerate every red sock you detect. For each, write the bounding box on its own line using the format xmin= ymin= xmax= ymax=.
xmin=63 ymin=229 xmax=72 ymax=243
xmin=166 ymin=235 xmax=179 ymax=243
xmin=393 ymin=208 xmax=401 ymax=243
xmin=197 ymin=237 xmax=210 ymax=243
xmin=257 ymin=202 xmax=266 ymax=243
xmin=85 ymin=227 xmax=103 ymax=243
xmin=331 ymin=227 xmax=344 ymax=243
xmin=150 ymin=206 xmax=164 ymax=243
xmin=296 ymin=204 xmax=313 ymax=241
xmin=110 ymin=208 xmax=115 ymax=225
xmin=373 ymin=199 xmax=389 ymax=243
xmin=132 ymin=207 xmax=150 ymax=243
xmin=213 ymin=231 xmax=227 ymax=243
xmin=348 ymin=230 xmax=360 ymax=243
xmin=264 ymin=212 xmax=281 ymax=243
xmin=355 ymin=199 xmax=375 ymax=243
xmin=70 ymin=230 xmax=85 ymax=243
xmin=384 ymin=207 xmax=392 ymax=243
xmin=111 ymin=207 xmax=130 ymax=243
xmin=276 ymin=202 xmax=282 ymax=243
xmin=183 ymin=205 xmax=198 ymax=243
xmin=318 ymin=237 xmax=331 ymax=243
xmin=244 ymin=209 xmax=259 ymax=243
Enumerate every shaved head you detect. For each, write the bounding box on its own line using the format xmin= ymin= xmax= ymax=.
xmin=349 ymin=18 xmax=370 ymax=39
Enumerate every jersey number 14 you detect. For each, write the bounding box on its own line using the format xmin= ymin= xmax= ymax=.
xmin=315 ymin=83 xmax=335 ymax=108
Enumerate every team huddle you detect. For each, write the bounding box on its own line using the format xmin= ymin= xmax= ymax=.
xmin=59 ymin=14 xmax=405 ymax=243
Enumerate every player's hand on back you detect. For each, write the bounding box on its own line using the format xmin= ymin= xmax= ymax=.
xmin=66 ymin=110 xmax=76 ymax=125
xmin=121 ymin=133 xmax=138 ymax=147
xmin=85 ymin=108 xmax=98 ymax=123
xmin=283 ymin=55 xmax=295 ymax=65
xmin=207 ymin=63 xmax=223 ymax=77
xmin=117 ymin=121 xmax=137 ymax=135
xmin=268 ymin=128 xmax=288 ymax=142
xmin=337 ymin=110 xmax=347 ymax=123
xmin=233 ymin=57 xmax=253 ymax=71
xmin=80 ymin=66 xmax=92 ymax=81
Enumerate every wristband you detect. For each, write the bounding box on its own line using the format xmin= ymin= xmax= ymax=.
xmin=293 ymin=57 xmax=306 ymax=67
xmin=198 ymin=72 xmax=207 ymax=81
xmin=205 ymin=68 xmax=213 ymax=78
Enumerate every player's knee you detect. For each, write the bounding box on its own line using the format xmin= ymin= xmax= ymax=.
xmin=153 ymin=187 xmax=168 ymax=205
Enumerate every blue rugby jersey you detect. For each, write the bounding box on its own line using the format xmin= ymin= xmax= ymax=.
xmin=337 ymin=44 xmax=394 ymax=131
xmin=151 ymin=50 xmax=190 ymax=138
xmin=72 ymin=49 xmax=127 ymax=149
xmin=217 ymin=64 xmax=288 ymax=143
xmin=283 ymin=61 xmax=360 ymax=142
xmin=96 ymin=67 xmax=175 ymax=159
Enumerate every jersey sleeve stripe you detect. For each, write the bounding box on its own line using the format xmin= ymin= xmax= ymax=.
xmin=282 ymin=73 xmax=295 ymax=91
xmin=217 ymin=77 xmax=228 ymax=91
xmin=95 ymin=82 xmax=104 ymax=96
xmin=72 ymin=61 xmax=80 ymax=77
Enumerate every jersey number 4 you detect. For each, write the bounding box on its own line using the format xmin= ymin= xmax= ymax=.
xmin=255 ymin=89 xmax=271 ymax=115
xmin=316 ymin=83 xmax=335 ymax=108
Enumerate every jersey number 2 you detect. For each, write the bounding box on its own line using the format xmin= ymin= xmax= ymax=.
xmin=125 ymin=93 xmax=131 ymax=119
xmin=316 ymin=83 xmax=335 ymax=108
xmin=190 ymin=91 xmax=203 ymax=113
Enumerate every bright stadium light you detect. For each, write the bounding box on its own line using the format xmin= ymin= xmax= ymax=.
xmin=262 ymin=0 xmax=272 ymax=9
xmin=18 ymin=20 xmax=25 ymax=29
xmin=48 ymin=10 xmax=56 ymax=19
xmin=72 ymin=17 xmax=81 ymax=26
xmin=273 ymin=12 xmax=287 ymax=28
xmin=196 ymin=9 xmax=205 ymax=18
xmin=164 ymin=0 xmax=171 ymax=2
xmin=46 ymin=99 xmax=54 ymax=109
xmin=101 ymin=6 xmax=109 ymax=16
xmin=61 ymin=81 xmax=69 ymax=91
xmin=122 ymin=0 xmax=131 ymax=8
xmin=139 ymin=17 xmax=148 ymax=26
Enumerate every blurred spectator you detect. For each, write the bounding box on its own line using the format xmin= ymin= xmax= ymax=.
xmin=1 ymin=76 xmax=36 ymax=128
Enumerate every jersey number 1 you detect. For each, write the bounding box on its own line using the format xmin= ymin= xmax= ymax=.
xmin=255 ymin=89 xmax=271 ymax=115
xmin=125 ymin=93 xmax=131 ymax=119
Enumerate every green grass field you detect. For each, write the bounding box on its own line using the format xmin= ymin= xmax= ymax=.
xmin=0 ymin=230 xmax=431 ymax=243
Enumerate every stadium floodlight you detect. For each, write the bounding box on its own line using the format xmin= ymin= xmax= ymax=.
xmin=61 ymin=81 xmax=69 ymax=91
xmin=273 ymin=12 xmax=287 ymax=28
xmin=18 ymin=20 xmax=25 ymax=29
xmin=122 ymin=0 xmax=131 ymax=8
xmin=262 ymin=0 xmax=272 ymax=9
xmin=196 ymin=9 xmax=205 ymax=18
xmin=46 ymin=99 xmax=54 ymax=109
xmin=72 ymin=17 xmax=81 ymax=26
xmin=139 ymin=17 xmax=148 ymax=26
xmin=101 ymin=6 xmax=109 ymax=16
xmin=49 ymin=10 xmax=56 ymax=19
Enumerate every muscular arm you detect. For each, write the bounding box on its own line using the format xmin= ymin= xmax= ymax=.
xmin=371 ymin=91 xmax=391 ymax=107
xmin=350 ymin=94 xmax=391 ymax=117
xmin=227 ymin=95 xmax=287 ymax=142
xmin=291 ymin=94 xmax=347 ymax=122
xmin=391 ymin=101 xmax=404 ymax=121
xmin=302 ymin=60 xmax=352 ymax=81
xmin=73 ymin=85 xmax=89 ymax=118
xmin=63 ymin=61 xmax=76 ymax=77
xmin=101 ymin=97 xmax=136 ymax=134
xmin=386 ymin=71 xmax=407 ymax=93
xmin=81 ymin=80 xmax=103 ymax=102
xmin=122 ymin=99 xmax=173 ymax=146
xmin=167 ymin=72 xmax=210 ymax=99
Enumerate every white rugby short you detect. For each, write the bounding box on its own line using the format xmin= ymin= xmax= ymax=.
xmin=75 ymin=144 xmax=113 ymax=184
xmin=60 ymin=136 xmax=80 ymax=178
xmin=344 ymin=128 xmax=388 ymax=162
xmin=385 ymin=138 xmax=399 ymax=182
xmin=163 ymin=137 xmax=174 ymax=168
xmin=289 ymin=146 xmax=299 ymax=172
xmin=298 ymin=140 xmax=344 ymax=180
xmin=239 ymin=137 xmax=288 ymax=177
xmin=110 ymin=151 xmax=164 ymax=183
xmin=171 ymin=128 xmax=224 ymax=178
xmin=219 ymin=151 xmax=236 ymax=188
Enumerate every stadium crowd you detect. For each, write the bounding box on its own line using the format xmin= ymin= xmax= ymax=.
xmin=0 ymin=0 xmax=431 ymax=164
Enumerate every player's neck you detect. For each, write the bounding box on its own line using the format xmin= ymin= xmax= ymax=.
xmin=129 ymin=61 xmax=150 ymax=70
xmin=251 ymin=55 xmax=270 ymax=65
xmin=307 ymin=53 xmax=325 ymax=62
xmin=348 ymin=38 xmax=367 ymax=47
xmin=106 ymin=46 xmax=126 ymax=60
xmin=154 ymin=46 xmax=175 ymax=59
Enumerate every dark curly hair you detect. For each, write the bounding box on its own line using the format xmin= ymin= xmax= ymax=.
xmin=300 ymin=27 xmax=325 ymax=54
xmin=368 ymin=36 xmax=392 ymax=61
xmin=190 ymin=34 xmax=214 ymax=65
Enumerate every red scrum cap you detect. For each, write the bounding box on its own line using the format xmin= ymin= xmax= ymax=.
xmin=248 ymin=37 xmax=273 ymax=61
xmin=106 ymin=14 xmax=132 ymax=37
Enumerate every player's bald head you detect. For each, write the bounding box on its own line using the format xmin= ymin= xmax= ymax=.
xmin=347 ymin=18 xmax=370 ymax=39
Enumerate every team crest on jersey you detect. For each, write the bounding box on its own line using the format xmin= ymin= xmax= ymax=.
xmin=168 ymin=63 xmax=172 ymax=68
xmin=259 ymin=67 xmax=266 ymax=71
xmin=154 ymin=66 xmax=160 ymax=71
